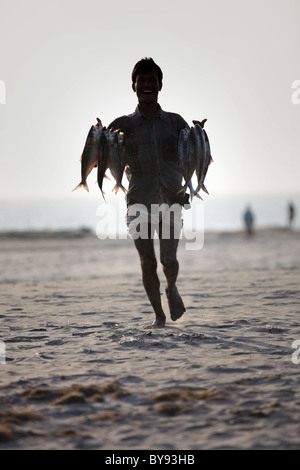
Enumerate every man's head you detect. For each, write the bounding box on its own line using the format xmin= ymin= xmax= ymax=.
xmin=131 ymin=58 xmax=163 ymax=105
xmin=131 ymin=57 xmax=163 ymax=86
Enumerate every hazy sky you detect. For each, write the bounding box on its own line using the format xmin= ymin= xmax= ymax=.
xmin=0 ymin=0 xmax=299 ymax=200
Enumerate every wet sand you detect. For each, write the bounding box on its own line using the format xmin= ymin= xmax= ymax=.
xmin=0 ymin=228 xmax=300 ymax=449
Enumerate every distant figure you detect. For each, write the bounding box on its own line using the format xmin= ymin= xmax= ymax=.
xmin=244 ymin=206 xmax=254 ymax=235
xmin=288 ymin=202 xmax=295 ymax=230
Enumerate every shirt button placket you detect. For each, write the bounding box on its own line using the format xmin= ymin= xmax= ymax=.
xmin=152 ymin=120 xmax=160 ymax=177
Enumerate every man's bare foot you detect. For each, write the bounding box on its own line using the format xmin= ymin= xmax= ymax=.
xmin=165 ymin=286 xmax=186 ymax=321
xmin=151 ymin=316 xmax=166 ymax=328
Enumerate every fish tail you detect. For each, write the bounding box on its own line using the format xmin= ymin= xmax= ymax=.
xmin=112 ymin=184 xmax=127 ymax=195
xmin=112 ymin=184 xmax=119 ymax=195
xmin=177 ymin=186 xmax=187 ymax=196
xmin=202 ymin=184 xmax=209 ymax=195
xmin=191 ymin=189 xmax=203 ymax=201
xmin=195 ymin=183 xmax=201 ymax=194
xmin=72 ymin=182 xmax=89 ymax=192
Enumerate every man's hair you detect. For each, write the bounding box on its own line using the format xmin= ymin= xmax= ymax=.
xmin=131 ymin=57 xmax=163 ymax=85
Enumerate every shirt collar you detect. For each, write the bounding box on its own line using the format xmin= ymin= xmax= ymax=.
xmin=135 ymin=104 xmax=168 ymax=123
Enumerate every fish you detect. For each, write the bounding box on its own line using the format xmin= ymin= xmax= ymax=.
xmin=193 ymin=122 xmax=207 ymax=194
xmin=178 ymin=127 xmax=193 ymax=193
xmin=97 ymin=129 xmax=110 ymax=199
xmin=178 ymin=128 xmax=189 ymax=183
xmin=201 ymin=128 xmax=213 ymax=193
xmin=178 ymin=127 xmax=202 ymax=200
xmin=193 ymin=120 xmax=213 ymax=195
xmin=116 ymin=131 xmax=126 ymax=170
xmin=107 ymin=130 xmax=127 ymax=195
xmin=187 ymin=126 xmax=200 ymax=185
xmin=73 ymin=118 xmax=103 ymax=192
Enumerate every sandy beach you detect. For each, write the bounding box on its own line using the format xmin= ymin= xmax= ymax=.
xmin=0 ymin=228 xmax=300 ymax=450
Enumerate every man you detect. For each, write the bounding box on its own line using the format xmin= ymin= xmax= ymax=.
xmin=108 ymin=58 xmax=190 ymax=327
xmin=244 ymin=206 xmax=254 ymax=236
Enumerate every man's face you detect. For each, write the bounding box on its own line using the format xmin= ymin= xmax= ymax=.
xmin=132 ymin=71 xmax=162 ymax=104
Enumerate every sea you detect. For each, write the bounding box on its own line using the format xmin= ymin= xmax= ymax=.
xmin=0 ymin=192 xmax=299 ymax=236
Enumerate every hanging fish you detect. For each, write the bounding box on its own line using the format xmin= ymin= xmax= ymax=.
xmin=107 ymin=130 xmax=127 ymax=195
xmin=73 ymin=118 xmax=103 ymax=192
xmin=193 ymin=120 xmax=213 ymax=195
xmin=97 ymin=129 xmax=110 ymax=199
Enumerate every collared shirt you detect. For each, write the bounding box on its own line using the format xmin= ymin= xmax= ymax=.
xmin=108 ymin=105 xmax=189 ymax=209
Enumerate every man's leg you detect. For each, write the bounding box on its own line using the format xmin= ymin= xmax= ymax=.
xmin=134 ymin=231 xmax=166 ymax=327
xmin=159 ymin=221 xmax=186 ymax=321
